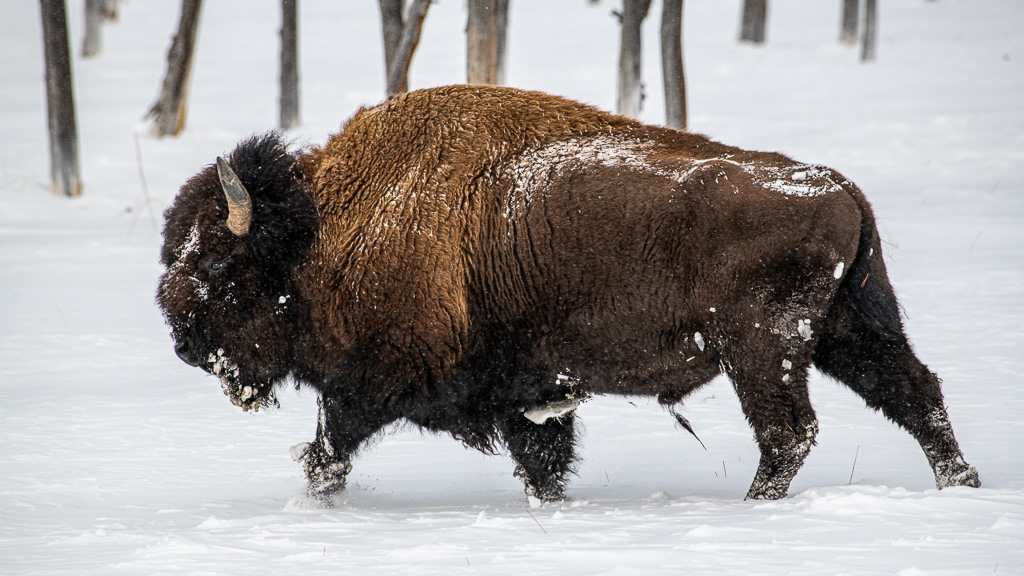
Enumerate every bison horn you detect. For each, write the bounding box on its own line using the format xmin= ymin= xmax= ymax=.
xmin=216 ymin=157 xmax=252 ymax=236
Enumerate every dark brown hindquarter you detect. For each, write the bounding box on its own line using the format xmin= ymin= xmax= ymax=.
xmin=479 ymin=150 xmax=863 ymax=401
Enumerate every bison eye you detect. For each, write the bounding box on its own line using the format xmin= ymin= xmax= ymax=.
xmin=208 ymin=259 xmax=228 ymax=274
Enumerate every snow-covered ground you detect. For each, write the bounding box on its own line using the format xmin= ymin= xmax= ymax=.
xmin=2 ymin=0 xmax=1022 ymax=574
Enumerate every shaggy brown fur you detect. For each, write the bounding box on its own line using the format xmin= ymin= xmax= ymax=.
xmin=158 ymin=85 xmax=979 ymax=502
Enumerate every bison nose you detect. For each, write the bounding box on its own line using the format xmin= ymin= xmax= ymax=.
xmin=174 ymin=339 xmax=201 ymax=367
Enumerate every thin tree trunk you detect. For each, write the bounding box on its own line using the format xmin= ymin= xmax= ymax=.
xmin=148 ymin=0 xmax=203 ymax=137
xmin=40 ymin=0 xmax=82 ymax=197
xmin=860 ymin=0 xmax=877 ymax=61
xmin=739 ymin=0 xmax=767 ymax=44
xmin=617 ymin=0 xmax=651 ymax=118
xmin=495 ymin=0 xmax=508 ymax=85
xmin=660 ymin=0 xmax=686 ymax=130
xmin=280 ymin=0 xmax=299 ymax=129
xmin=83 ymin=0 xmax=102 ymax=57
xmin=101 ymin=0 xmax=119 ymax=20
xmin=379 ymin=0 xmax=404 ymax=75
xmin=83 ymin=0 xmax=120 ymax=57
xmin=467 ymin=0 xmax=508 ymax=86
xmin=385 ymin=0 xmax=431 ymax=97
xmin=840 ymin=0 xmax=859 ymax=45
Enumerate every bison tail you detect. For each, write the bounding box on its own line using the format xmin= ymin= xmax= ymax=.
xmin=841 ymin=183 xmax=904 ymax=338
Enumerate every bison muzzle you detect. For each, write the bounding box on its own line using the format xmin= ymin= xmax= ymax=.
xmin=157 ymin=85 xmax=979 ymax=502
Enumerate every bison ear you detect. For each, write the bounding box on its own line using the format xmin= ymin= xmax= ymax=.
xmin=223 ymin=132 xmax=320 ymax=272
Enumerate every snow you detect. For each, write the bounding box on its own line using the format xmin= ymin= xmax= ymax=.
xmin=694 ymin=331 xmax=706 ymax=351
xmin=523 ymin=398 xmax=579 ymax=425
xmin=798 ymin=318 xmax=813 ymax=342
xmin=2 ymin=0 xmax=1023 ymax=574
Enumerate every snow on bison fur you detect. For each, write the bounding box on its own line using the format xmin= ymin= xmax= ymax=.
xmin=157 ymin=85 xmax=979 ymax=502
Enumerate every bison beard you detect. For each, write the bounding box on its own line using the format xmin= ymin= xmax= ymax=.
xmin=156 ymin=85 xmax=979 ymax=503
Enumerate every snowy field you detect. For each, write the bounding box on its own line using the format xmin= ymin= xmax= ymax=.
xmin=2 ymin=0 xmax=1022 ymax=574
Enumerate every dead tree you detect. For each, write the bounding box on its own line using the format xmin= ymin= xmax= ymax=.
xmin=83 ymin=0 xmax=103 ymax=57
xmin=40 ymin=0 xmax=82 ymax=197
xmin=379 ymin=0 xmax=432 ymax=97
xmin=839 ymin=0 xmax=858 ymax=45
xmin=860 ymin=0 xmax=877 ymax=61
xmin=660 ymin=0 xmax=686 ymax=130
xmin=380 ymin=0 xmax=404 ymax=71
xmin=280 ymin=0 xmax=299 ymax=129
xmin=495 ymin=0 xmax=508 ymax=85
xmin=466 ymin=0 xmax=508 ymax=85
xmin=82 ymin=0 xmax=118 ymax=57
xmin=739 ymin=0 xmax=767 ymax=44
xmin=616 ymin=0 xmax=652 ymax=118
xmin=148 ymin=0 xmax=203 ymax=137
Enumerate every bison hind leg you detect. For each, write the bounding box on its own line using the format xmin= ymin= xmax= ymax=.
xmin=813 ymin=291 xmax=980 ymax=490
xmin=501 ymin=410 xmax=578 ymax=503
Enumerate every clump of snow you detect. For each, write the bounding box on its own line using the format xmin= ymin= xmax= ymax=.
xmin=289 ymin=442 xmax=312 ymax=462
xmin=798 ymin=319 xmax=814 ymax=342
xmin=524 ymin=398 xmax=579 ymax=424
xmin=743 ymin=165 xmax=843 ymax=198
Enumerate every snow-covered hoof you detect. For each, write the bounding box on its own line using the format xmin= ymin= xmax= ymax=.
xmin=745 ymin=460 xmax=796 ymax=500
xmin=934 ymin=457 xmax=981 ymax=490
xmin=515 ymin=464 xmax=566 ymax=503
xmin=293 ymin=441 xmax=352 ymax=501
xmin=919 ymin=410 xmax=981 ymax=490
xmin=745 ymin=421 xmax=818 ymax=501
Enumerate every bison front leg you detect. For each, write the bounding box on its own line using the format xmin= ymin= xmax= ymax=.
xmin=292 ymin=394 xmax=395 ymax=501
xmin=501 ymin=410 xmax=578 ymax=503
xmin=726 ymin=344 xmax=820 ymax=500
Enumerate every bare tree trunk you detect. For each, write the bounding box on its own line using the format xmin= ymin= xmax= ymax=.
xmin=467 ymin=0 xmax=508 ymax=85
xmin=40 ymin=0 xmax=82 ymax=197
xmin=660 ymin=0 xmax=686 ymax=130
xmin=379 ymin=0 xmax=404 ymax=73
xmin=860 ymin=0 xmax=877 ymax=61
xmin=102 ymin=0 xmax=119 ymax=20
xmin=83 ymin=0 xmax=120 ymax=57
xmin=148 ymin=0 xmax=203 ymax=137
xmin=280 ymin=0 xmax=299 ymax=129
xmin=496 ymin=0 xmax=509 ymax=85
xmin=83 ymin=0 xmax=102 ymax=57
xmin=840 ymin=0 xmax=859 ymax=45
xmin=739 ymin=0 xmax=767 ymax=44
xmin=616 ymin=0 xmax=651 ymax=118
xmin=383 ymin=0 xmax=431 ymax=97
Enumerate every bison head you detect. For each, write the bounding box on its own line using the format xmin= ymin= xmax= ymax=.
xmin=157 ymin=133 xmax=319 ymax=411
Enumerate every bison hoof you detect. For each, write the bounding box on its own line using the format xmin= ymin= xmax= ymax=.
xmin=515 ymin=464 xmax=565 ymax=503
xmin=294 ymin=443 xmax=352 ymax=501
xmin=935 ymin=458 xmax=981 ymax=490
xmin=305 ymin=459 xmax=352 ymax=500
xmin=524 ymin=484 xmax=565 ymax=504
xmin=744 ymin=480 xmax=789 ymax=501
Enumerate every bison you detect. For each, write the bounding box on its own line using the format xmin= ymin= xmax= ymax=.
xmin=157 ymin=85 xmax=979 ymax=502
